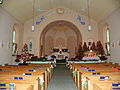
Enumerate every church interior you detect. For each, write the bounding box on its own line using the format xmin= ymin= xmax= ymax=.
xmin=0 ymin=0 xmax=120 ymax=90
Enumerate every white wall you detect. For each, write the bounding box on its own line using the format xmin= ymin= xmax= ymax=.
xmin=98 ymin=8 xmax=120 ymax=64
xmin=23 ymin=7 xmax=99 ymax=56
xmin=0 ymin=7 xmax=23 ymax=65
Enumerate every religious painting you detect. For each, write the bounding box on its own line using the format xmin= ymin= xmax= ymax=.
xmin=29 ymin=41 xmax=32 ymax=51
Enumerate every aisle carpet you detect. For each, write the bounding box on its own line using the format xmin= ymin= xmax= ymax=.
xmin=47 ymin=64 xmax=79 ymax=90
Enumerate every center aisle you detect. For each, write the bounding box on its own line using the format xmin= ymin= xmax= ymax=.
xmin=47 ymin=64 xmax=79 ymax=90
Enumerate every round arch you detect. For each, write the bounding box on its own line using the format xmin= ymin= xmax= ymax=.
xmin=39 ymin=20 xmax=82 ymax=57
xmin=12 ymin=23 xmax=20 ymax=54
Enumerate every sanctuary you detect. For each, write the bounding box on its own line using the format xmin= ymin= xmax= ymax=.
xmin=0 ymin=0 xmax=120 ymax=90
xmin=51 ymin=47 xmax=70 ymax=60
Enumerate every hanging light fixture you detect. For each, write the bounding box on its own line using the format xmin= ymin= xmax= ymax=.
xmin=87 ymin=0 xmax=92 ymax=31
xmin=32 ymin=0 xmax=35 ymax=31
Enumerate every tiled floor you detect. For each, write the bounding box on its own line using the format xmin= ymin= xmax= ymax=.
xmin=47 ymin=64 xmax=79 ymax=90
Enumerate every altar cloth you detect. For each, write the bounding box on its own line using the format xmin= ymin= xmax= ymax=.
xmin=82 ymin=56 xmax=100 ymax=60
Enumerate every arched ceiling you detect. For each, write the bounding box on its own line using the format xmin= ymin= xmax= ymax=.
xmin=1 ymin=0 xmax=120 ymax=23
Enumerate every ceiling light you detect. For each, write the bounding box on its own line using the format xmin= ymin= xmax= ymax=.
xmin=31 ymin=26 xmax=35 ymax=31
xmin=88 ymin=25 xmax=92 ymax=31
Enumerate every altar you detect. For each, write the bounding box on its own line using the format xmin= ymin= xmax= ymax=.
xmin=51 ymin=52 xmax=69 ymax=60
xmin=82 ymin=56 xmax=100 ymax=60
xmin=82 ymin=50 xmax=100 ymax=60
xmin=51 ymin=47 xmax=70 ymax=63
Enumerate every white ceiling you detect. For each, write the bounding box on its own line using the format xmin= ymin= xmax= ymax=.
xmin=1 ymin=0 xmax=120 ymax=23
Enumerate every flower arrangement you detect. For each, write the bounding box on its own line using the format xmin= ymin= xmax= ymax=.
xmin=15 ymin=44 xmax=30 ymax=62
xmin=15 ymin=55 xmax=22 ymax=62
xmin=77 ymin=41 xmax=105 ymax=58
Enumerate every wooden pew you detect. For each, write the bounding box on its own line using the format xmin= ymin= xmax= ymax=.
xmin=0 ymin=64 xmax=53 ymax=90
xmin=0 ymin=70 xmax=45 ymax=90
xmin=69 ymin=63 xmax=120 ymax=90
xmin=93 ymin=81 xmax=120 ymax=90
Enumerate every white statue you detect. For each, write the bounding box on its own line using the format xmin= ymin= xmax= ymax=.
xmin=88 ymin=42 xmax=92 ymax=50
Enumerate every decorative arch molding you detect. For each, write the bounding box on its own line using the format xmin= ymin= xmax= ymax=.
xmin=102 ymin=23 xmax=109 ymax=43
xmin=103 ymin=23 xmax=110 ymax=55
xmin=13 ymin=23 xmax=19 ymax=44
xmin=103 ymin=23 xmax=109 ymax=31
xmin=23 ymin=7 xmax=98 ymax=56
xmin=40 ymin=20 xmax=82 ymax=56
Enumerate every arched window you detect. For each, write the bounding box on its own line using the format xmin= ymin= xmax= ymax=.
xmin=12 ymin=26 xmax=17 ymax=55
xmin=105 ymin=25 xmax=110 ymax=56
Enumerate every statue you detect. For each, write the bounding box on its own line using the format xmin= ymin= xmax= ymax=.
xmin=88 ymin=42 xmax=92 ymax=50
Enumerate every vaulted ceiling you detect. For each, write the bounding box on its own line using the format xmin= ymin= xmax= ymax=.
xmin=1 ymin=0 xmax=120 ymax=23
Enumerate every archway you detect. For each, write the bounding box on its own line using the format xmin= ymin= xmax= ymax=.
xmin=12 ymin=23 xmax=20 ymax=54
xmin=40 ymin=20 xmax=82 ymax=58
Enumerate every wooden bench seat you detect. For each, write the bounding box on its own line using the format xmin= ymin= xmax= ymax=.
xmin=0 ymin=64 xmax=53 ymax=90
xmin=69 ymin=63 xmax=120 ymax=90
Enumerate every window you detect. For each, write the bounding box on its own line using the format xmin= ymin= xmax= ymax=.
xmin=12 ymin=24 xmax=19 ymax=55
xmin=12 ymin=30 xmax=16 ymax=44
xmin=12 ymin=30 xmax=17 ymax=54
xmin=105 ymin=26 xmax=110 ymax=56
